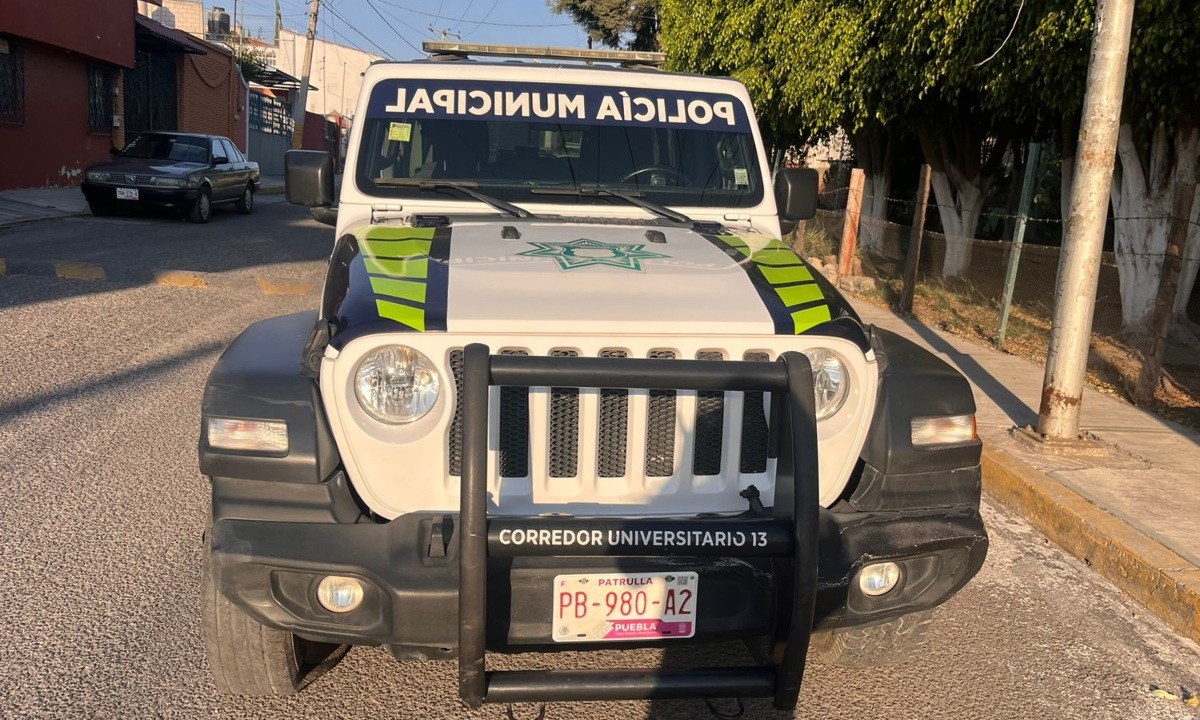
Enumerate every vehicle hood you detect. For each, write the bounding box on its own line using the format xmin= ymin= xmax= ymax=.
xmin=88 ymin=158 xmax=206 ymax=176
xmin=326 ymin=218 xmax=853 ymax=346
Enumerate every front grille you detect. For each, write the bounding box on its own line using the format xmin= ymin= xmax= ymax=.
xmin=498 ymin=349 xmax=530 ymax=478
xmin=447 ymin=346 xmax=774 ymax=482
xmin=547 ymin=349 xmax=579 ymax=478
xmin=645 ymin=350 xmax=678 ymax=477
xmin=693 ymin=351 xmax=726 ymax=475
xmin=596 ymin=349 xmax=629 ymax=478
xmin=740 ymin=352 xmax=771 ymax=473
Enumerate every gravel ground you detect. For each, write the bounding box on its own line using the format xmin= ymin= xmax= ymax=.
xmin=0 ymin=208 xmax=1197 ymax=719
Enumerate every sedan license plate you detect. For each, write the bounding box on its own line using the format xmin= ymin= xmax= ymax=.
xmin=116 ymin=188 xmax=139 ymax=201
xmin=553 ymin=571 xmax=698 ymax=643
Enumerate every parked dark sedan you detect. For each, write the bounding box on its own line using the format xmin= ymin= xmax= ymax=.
xmin=82 ymin=132 xmax=260 ymax=223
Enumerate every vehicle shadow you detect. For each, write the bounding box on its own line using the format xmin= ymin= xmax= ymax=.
xmin=0 ymin=199 xmax=332 ymax=311
xmin=893 ymin=315 xmax=1037 ymax=428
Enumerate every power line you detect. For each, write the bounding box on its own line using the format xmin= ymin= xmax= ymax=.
xmin=455 ymin=0 xmax=477 ymax=35
xmin=363 ymin=0 xmax=426 ymax=55
xmin=323 ymin=2 xmax=396 ymax=58
xmin=461 ymin=0 xmax=499 ymax=37
xmin=373 ymin=0 xmax=576 ymax=27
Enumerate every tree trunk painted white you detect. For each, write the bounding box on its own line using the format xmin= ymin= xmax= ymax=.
xmin=1175 ymin=187 xmax=1200 ymax=318
xmin=928 ymin=170 xmax=986 ymax=277
xmin=1110 ymin=124 xmax=1200 ymax=330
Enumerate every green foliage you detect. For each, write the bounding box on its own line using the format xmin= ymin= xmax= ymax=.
xmin=233 ymin=47 xmax=274 ymax=84
xmin=549 ymin=0 xmax=662 ymax=51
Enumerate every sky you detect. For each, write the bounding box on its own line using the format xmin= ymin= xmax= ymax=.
xmin=232 ymin=0 xmax=590 ymax=61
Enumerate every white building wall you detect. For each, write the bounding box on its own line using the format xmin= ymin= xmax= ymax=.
xmin=275 ymin=28 xmax=383 ymax=119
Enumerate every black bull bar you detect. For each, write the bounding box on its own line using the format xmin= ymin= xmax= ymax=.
xmin=458 ymin=344 xmax=820 ymax=710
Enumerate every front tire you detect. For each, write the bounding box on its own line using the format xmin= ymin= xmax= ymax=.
xmin=236 ymin=184 xmax=254 ymax=214
xmin=202 ymin=551 xmax=347 ymax=695
xmin=188 ymin=187 xmax=212 ymax=223
xmin=811 ymin=609 xmax=934 ymax=668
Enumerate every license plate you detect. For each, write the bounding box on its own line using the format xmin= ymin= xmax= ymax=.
xmin=552 ymin=571 xmax=698 ymax=643
xmin=116 ymin=188 xmax=139 ymax=200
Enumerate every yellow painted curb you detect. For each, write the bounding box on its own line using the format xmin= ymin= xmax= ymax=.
xmin=982 ymin=445 xmax=1200 ymax=645
xmin=153 ymin=269 xmax=207 ymax=289
xmin=55 ymin=262 xmax=106 ymax=281
xmin=255 ymin=277 xmax=317 ymax=296
xmin=0 ymin=258 xmax=7 ymax=275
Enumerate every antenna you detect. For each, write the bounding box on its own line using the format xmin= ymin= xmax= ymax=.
xmin=428 ymin=26 xmax=462 ymax=42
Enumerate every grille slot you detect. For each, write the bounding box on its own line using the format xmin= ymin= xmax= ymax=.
xmin=693 ymin=351 xmax=725 ymax=475
xmin=498 ymin=349 xmax=530 ymax=478
xmin=645 ymin=349 xmax=678 ymax=477
xmin=740 ymin=352 xmax=771 ymax=473
xmin=448 ymin=349 xmax=464 ymax=476
xmin=548 ymin=349 xmax=580 ymax=478
xmin=597 ymin=349 xmax=629 ymax=477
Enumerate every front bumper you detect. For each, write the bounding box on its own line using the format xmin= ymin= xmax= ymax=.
xmin=212 ymin=506 xmax=986 ymax=650
xmin=210 ymin=346 xmax=988 ymax=710
xmin=81 ymin=182 xmax=198 ymax=206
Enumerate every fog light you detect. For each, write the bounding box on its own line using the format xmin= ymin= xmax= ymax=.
xmin=858 ymin=562 xmax=901 ymax=597
xmin=316 ymin=575 xmax=364 ymax=613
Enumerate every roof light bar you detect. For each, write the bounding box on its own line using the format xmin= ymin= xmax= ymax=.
xmin=422 ymin=40 xmax=666 ymax=67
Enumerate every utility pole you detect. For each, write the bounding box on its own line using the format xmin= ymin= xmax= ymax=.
xmin=291 ymin=0 xmax=321 ymax=150
xmin=1036 ymin=0 xmax=1135 ymax=440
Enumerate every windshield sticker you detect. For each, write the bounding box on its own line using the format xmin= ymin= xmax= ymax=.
xmin=386 ymin=121 xmax=412 ymax=142
xmin=733 ymin=168 xmax=749 ymax=186
xmin=367 ymin=79 xmax=750 ymax=132
xmin=516 ymin=238 xmax=669 ymax=271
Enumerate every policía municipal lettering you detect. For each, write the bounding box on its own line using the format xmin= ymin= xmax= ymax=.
xmin=384 ymin=87 xmax=738 ymax=127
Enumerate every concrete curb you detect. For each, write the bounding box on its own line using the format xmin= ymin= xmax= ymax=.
xmin=982 ymin=444 xmax=1200 ymax=645
xmin=0 ymin=257 xmax=318 ymax=296
xmin=258 ymin=185 xmax=285 ymax=195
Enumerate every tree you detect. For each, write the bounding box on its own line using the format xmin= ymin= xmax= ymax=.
xmin=549 ymin=0 xmax=662 ymax=51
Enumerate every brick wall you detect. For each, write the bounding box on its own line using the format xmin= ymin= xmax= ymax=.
xmin=177 ymin=39 xmax=247 ymax=151
xmin=137 ymin=0 xmax=204 ymax=35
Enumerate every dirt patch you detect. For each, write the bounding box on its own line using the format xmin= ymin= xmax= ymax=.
xmin=850 ymin=268 xmax=1200 ymax=431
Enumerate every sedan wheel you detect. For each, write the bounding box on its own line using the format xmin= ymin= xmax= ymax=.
xmin=236 ymin=185 xmax=254 ymax=215
xmin=189 ymin=188 xmax=212 ymax=224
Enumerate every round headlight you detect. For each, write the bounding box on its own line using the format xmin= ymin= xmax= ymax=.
xmin=809 ymin=348 xmax=849 ymax=420
xmin=353 ymin=345 xmax=440 ymax=423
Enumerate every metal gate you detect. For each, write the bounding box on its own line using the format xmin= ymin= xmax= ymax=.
xmin=247 ymin=91 xmax=294 ymax=176
xmin=123 ymin=50 xmax=177 ymax=136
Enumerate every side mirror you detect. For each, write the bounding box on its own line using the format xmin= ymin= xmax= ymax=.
xmin=774 ymin=167 xmax=819 ymax=234
xmin=285 ymin=150 xmax=335 ymax=207
xmin=213 ymin=155 xmax=229 ymax=165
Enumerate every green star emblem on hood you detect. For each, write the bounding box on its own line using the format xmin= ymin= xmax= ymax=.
xmin=516 ymin=238 xmax=669 ymax=272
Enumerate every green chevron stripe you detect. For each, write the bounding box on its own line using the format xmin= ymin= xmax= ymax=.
xmin=369 ymin=276 xmax=428 ymax=303
xmin=376 ymin=299 xmax=426 ymax=331
xmin=716 ymin=234 xmax=831 ymax=334
xmin=775 ymin=282 xmax=825 ymax=307
xmin=364 ymin=256 xmax=429 ymax=279
xmin=791 ymin=304 xmax=833 ymax=329
xmin=360 ymin=237 xmax=433 ymax=258
xmin=363 ymin=226 xmax=437 ymax=241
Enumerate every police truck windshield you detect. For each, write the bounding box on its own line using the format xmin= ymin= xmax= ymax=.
xmin=356 ymin=80 xmax=764 ymax=209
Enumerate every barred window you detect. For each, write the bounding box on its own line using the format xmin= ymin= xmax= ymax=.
xmin=0 ymin=38 xmax=24 ymax=125
xmin=88 ymin=65 xmax=116 ymax=134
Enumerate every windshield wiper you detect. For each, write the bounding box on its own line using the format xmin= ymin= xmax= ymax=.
xmin=531 ymin=186 xmax=692 ymax=225
xmin=375 ymin=178 xmax=534 ymax=219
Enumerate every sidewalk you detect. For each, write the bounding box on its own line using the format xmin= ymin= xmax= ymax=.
xmin=851 ymin=298 xmax=1200 ymax=644
xmin=0 ymin=176 xmax=286 ymax=229
xmin=0 ymin=186 xmax=88 ymax=227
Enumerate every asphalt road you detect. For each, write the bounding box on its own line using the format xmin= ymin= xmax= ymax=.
xmin=1 ymin=203 xmax=1198 ymax=719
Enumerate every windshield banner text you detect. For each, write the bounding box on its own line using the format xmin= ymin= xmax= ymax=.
xmin=367 ymin=79 xmax=751 ymax=132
